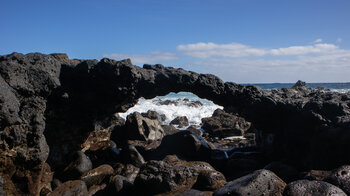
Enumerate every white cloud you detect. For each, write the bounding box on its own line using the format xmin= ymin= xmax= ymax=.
xmin=312 ymin=38 xmax=323 ymax=43
xmin=177 ymin=42 xmax=339 ymax=58
xmin=103 ymin=51 xmax=177 ymax=64
xmin=187 ymin=49 xmax=350 ymax=82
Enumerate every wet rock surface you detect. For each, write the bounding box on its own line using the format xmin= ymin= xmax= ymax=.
xmin=1 ymin=52 xmax=350 ymax=195
xmin=170 ymin=116 xmax=189 ymax=128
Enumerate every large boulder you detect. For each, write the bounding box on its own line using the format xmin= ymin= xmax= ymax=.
xmin=325 ymin=165 xmax=350 ymax=195
xmin=202 ymin=109 xmax=251 ymax=138
xmin=283 ymin=180 xmax=346 ymax=196
xmin=134 ymin=155 xmax=222 ymax=195
xmin=213 ymin=169 xmax=286 ymax=196
xmin=124 ymin=112 xmax=165 ymax=141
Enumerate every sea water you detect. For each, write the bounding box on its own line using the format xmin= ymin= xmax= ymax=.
xmin=119 ymin=83 xmax=350 ymax=127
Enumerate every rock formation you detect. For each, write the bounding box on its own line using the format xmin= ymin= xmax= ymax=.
xmin=1 ymin=52 xmax=350 ymax=195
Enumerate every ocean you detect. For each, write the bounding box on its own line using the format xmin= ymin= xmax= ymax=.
xmin=119 ymin=82 xmax=350 ymax=127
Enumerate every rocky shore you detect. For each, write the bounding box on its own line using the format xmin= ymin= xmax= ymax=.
xmin=1 ymin=52 xmax=350 ymax=195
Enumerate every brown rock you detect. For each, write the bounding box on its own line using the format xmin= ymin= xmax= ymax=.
xmin=81 ymin=164 xmax=114 ymax=187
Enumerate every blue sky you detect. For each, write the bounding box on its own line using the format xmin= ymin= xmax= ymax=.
xmin=1 ymin=0 xmax=350 ymax=83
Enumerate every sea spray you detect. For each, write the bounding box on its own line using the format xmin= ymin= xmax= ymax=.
xmin=119 ymin=92 xmax=223 ymax=126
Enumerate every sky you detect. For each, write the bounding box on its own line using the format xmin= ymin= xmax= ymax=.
xmin=1 ymin=0 xmax=350 ymax=83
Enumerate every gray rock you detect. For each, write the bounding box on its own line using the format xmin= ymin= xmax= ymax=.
xmin=264 ymin=162 xmax=299 ymax=183
xmin=125 ymin=112 xmax=165 ymax=141
xmin=283 ymin=180 xmax=346 ymax=196
xmin=214 ymin=169 xmax=286 ymax=196
xmin=325 ymin=165 xmax=350 ymax=195
xmin=170 ymin=116 xmax=189 ymax=128
xmin=202 ymin=109 xmax=251 ymax=138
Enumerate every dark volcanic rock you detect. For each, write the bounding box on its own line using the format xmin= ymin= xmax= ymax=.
xmin=170 ymin=116 xmax=189 ymax=128
xmin=202 ymin=109 xmax=251 ymax=138
xmin=141 ymin=110 xmax=166 ymax=122
xmin=162 ymin=124 xmax=180 ymax=135
xmin=2 ymin=52 xmax=350 ymax=194
xmin=50 ymin=180 xmax=88 ymax=196
xmin=148 ymin=130 xmax=213 ymax=161
xmin=283 ymin=180 xmax=346 ymax=196
xmin=325 ymin=165 xmax=350 ymax=195
xmin=124 ymin=112 xmax=165 ymax=141
xmin=134 ymin=156 xmax=221 ymax=195
xmin=114 ymin=163 xmax=140 ymax=183
xmin=104 ymin=175 xmax=134 ymax=196
xmin=121 ymin=144 xmax=145 ymax=167
xmin=62 ymin=151 xmax=92 ymax=181
xmin=0 ymin=53 xmax=62 ymax=195
xmin=213 ymin=169 xmax=286 ymax=196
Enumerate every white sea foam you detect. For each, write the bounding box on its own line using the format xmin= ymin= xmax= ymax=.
xmin=118 ymin=92 xmax=223 ymax=126
xmin=330 ymin=89 xmax=350 ymax=93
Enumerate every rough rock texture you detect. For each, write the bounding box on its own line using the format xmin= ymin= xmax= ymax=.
xmin=49 ymin=180 xmax=88 ymax=196
xmin=0 ymin=53 xmax=62 ymax=195
xmin=325 ymin=165 xmax=350 ymax=195
xmin=170 ymin=116 xmax=189 ymax=128
xmin=134 ymin=155 xmax=222 ymax=195
xmin=214 ymin=169 xmax=286 ymax=196
xmin=1 ymin=52 xmax=350 ymax=194
xmin=283 ymin=180 xmax=347 ymax=196
xmin=202 ymin=109 xmax=251 ymax=137
xmin=80 ymin=164 xmax=114 ymax=187
xmin=124 ymin=112 xmax=165 ymax=141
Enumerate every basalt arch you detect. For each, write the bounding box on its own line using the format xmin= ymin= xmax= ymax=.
xmin=1 ymin=53 xmax=350 ymax=195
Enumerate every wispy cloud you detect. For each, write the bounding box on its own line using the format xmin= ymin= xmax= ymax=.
xmin=337 ymin=38 xmax=343 ymax=43
xmin=102 ymin=40 xmax=350 ymax=82
xmin=312 ymin=38 xmax=323 ymax=43
xmin=177 ymin=42 xmax=339 ymax=58
xmin=103 ymin=51 xmax=177 ymax=64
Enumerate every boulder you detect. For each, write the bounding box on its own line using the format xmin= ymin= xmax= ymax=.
xmin=162 ymin=124 xmax=180 ymax=135
xmin=124 ymin=112 xmax=165 ymax=141
xmin=134 ymin=156 xmax=221 ymax=195
xmin=283 ymin=180 xmax=346 ymax=196
xmin=62 ymin=151 xmax=92 ymax=181
xmin=170 ymin=116 xmax=189 ymax=128
xmin=192 ymin=170 xmax=226 ymax=191
xmin=213 ymin=169 xmax=286 ymax=196
xmin=121 ymin=145 xmax=145 ymax=167
xmin=134 ymin=160 xmax=199 ymax=195
xmin=325 ymin=165 xmax=350 ymax=195
xmin=105 ymin=175 xmax=134 ymax=195
xmin=49 ymin=180 xmax=88 ymax=196
xmin=149 ymin=130 xmax=213 ymax=161
xmin=84 ymin=140 xmax=120 ymax=167
xmin=80 ymin=164 xmax=114 ymax=187
xmin=202 ymin=109 xmax=251 ymax=138
xmin=114 ymin=163 xmax=140 ymax=183
xmin=187 ymin=125 xmax=203 ymax=136
xmin=141 ymin=110 xmax=166 ymax=122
